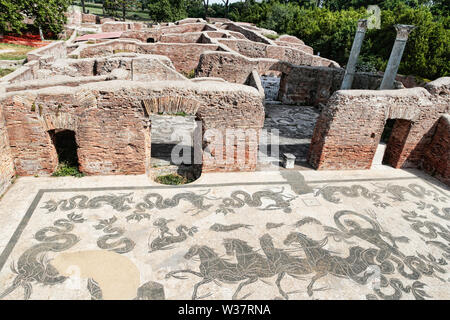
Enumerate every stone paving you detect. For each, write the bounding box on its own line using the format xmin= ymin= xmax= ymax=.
xmin=259 ymin=103 xmax=319 ymax=169
xmin=0 ymin=168 xmax=448 ymax=300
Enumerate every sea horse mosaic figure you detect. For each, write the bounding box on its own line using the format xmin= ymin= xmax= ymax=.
xmin=326 ymin=210 xmax=446 ymax=281
xmin=0 ymin=213 xmax=85 ymax=300
xmin=94 ymin=216 xmax=135 ymax=254
xmin=165 ymin=245 xmax=248 ymax=300
xmin=282 ymin=232 xmax=375 ymax=297
xmin=41 ymin=193 xmax=134 ymax=213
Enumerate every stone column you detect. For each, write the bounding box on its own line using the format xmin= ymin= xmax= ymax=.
xmin=380 ymin=24 xmax=415 ymax=90
xmin=340 ymin=19 xmax=368 ymax=90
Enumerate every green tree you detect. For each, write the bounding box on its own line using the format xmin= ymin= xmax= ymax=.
xmin=21 ymin=0 xmax=71 ymax=35
xmin=0 ymin=0 xmax=25 ymax=34
xmin=146 ymin=0 xmax=187 ymax=22
xmin=103 ymin=0 xmax=140 ymax=21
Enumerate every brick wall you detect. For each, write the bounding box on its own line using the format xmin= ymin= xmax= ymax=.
xmin=422 ymin=115 xmax=450 ymax=186
xmin=75 ymin=40 xmax=221 ymax=74
xmin=0 ymin=106 xmax=15 ymax=196
xmin=308 ymin=83 xmax=449 ymax=172
xmin=1 ymin=80 xmax=264 ymax=176
xmin=277 ymin=64 xmax=389 ymax=106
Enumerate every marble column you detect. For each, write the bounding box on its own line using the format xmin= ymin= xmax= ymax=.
xmin=340 ymin=19 xmax=368 ymax=90
xmin=380 ymin=24 xmax=415 ymax=90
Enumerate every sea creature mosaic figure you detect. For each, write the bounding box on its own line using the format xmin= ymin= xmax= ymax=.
xmin=94 ymin=216 xmax=135 ymax=254
xmin=216 ymin=188 xmax=296 ymax=215
xmin=128 ymin=190 xmax=216 ymax=221
xmin=41 ymin=194 xmax=134 ymax=213
xmin=148 ymin=218 xmax=198 ymax=252
xmin=0 ymin=213 xmax=85 ymax=300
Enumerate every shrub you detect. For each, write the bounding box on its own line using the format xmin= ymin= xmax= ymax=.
xmin=155 ymin=173 xmax=194 ymax=185
xmin=52 ymin=162 xmax=85 ymax=178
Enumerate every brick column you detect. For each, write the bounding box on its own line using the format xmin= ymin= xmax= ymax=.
xmin=341 ymin=19 xmax=368 ymax=90
xmin=380 ymin=24 xmax=415 ymax=90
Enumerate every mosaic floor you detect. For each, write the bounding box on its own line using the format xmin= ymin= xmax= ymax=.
xmin=0 ymin=169 xmax=449 ymax=300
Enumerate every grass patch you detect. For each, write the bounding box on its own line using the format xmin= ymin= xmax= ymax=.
xmin=264 ymin=34 xmax=280 ymax=40
xmin=183 ymin=69 xmax=196 ymax=79
xmin=0 ymin=43 xmax=34 ymax=60
xmin=155 ymin=173 xmax=194 ymax=185
xmin=113 ymin=49 xmax=132 ymax=54
xmin=157 ymin=111 xmax=189 ymax=116
xmin=0 ymin=68 xmax=15 ymax=77
xmin=52 ymin=162 xmax=85 ymax=178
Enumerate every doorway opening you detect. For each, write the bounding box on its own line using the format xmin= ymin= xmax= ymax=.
xmin=260 ymin=71 xmax=281 ymax=103
xmin=48 ymin=129 xmax=83 ymax=176
xmin=150 ymin=114 xmax=201 ymax=184
xmin=372 ymin=119 xmax=412 ymax=168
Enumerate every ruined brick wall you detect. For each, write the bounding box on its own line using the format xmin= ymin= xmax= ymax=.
xmin=35 ymin=54 xmax=185 ymax=81
xmin=0 ymin=80 xmax=264 ymax=176
xmin=27 ymin=41 xmax=67 ymax=62
xmin=308 ymin=85 xmax=449 ymax=171
xmin=222 ymin=23 xmax=272 ymax=45
xmin=217 ymin=39 xmax=268 ymax=58
xmin=216 ymin=39 xmax=338 ymax=67
xmin=196 ymin=51 xmax=260 ymax=84
xmin=422 ymin=115 xmax=450 ymax=186
xmin=81 ymin=13 xmax=98 ymax=24
xmin=101 ymin=22 xmax=143 ymax=33
xmin=278 ymin=64 xmax=389 ymax=106
xmin=75 ymin=40 xmax=221 ymax=74
xmin=0 ymin=105 xmax=15 ymax=196
xmin=159 ymin=33 xmax=204 ymax=43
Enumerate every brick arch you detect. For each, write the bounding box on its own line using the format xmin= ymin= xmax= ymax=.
xmin=141 ymin=96 xmax=202 ymax=115
xmin=40 ymin=113 xmax=79 ymax=132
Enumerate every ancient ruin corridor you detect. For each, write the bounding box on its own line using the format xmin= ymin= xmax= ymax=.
xmin=259 ymin=103 xmax=319 ymax=170
xmin=0 ymin=169 xmax=448 ymax=300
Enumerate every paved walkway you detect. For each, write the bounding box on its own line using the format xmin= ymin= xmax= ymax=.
xmin=0 ymin=168 xmax=448 ymax=300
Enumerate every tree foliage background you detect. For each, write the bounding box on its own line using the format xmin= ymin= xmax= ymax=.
xmin=0 ymin=0 xmax=71 ymax=35
xmin=0 ymin=0 xmax=448 ymax=79
xmin=142 ymin=0 xmax=449 ymax=80
xmin=228 ymin=0 xmax=449 ymax=80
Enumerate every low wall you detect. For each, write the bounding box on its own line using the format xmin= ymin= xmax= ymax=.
xmin=36 ymin=54 xmax=185 ymax=81
xmin=0 ymin=105 xmax=15 ymax=197
xmin=101 ymin=22 xmax=143 ymax=33
xmin=82 ymin=13 xmax=98 ymax=24
xmin=308 ymin=81 xmax=450 ymax=171
xmin=27 ymin=41 xmax=67 ymax=61
xmin=223 ymin=23 xmax=273 ymax=45
xmin=0 ymin=60 xmax=39 ymax=84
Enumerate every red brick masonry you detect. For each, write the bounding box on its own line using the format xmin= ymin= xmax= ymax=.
xmin=308 ymin=77 xmax=450 ymax=186
xmin=0 ymin=80 xmax=264 ymax=177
